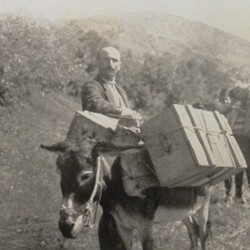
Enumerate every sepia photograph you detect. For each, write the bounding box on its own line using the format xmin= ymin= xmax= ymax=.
xmin=0 ymin=0 xmax=250 ymax=249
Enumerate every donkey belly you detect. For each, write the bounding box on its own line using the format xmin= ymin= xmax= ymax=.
xmin=153 ymin=196 xmax=205 ymax=223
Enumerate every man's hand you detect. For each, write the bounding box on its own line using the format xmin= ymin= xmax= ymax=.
xmin=121 ymin=107 xmax=142 ymax=120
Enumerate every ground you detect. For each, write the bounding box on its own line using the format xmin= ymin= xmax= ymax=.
xmin=0 ymin=87 xmax=250 ymax=250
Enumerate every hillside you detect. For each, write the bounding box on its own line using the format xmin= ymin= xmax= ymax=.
xmin=1 ymin=87 xmax=250 ymax=249
xmin=1 ymin=12 xmax=250 ymax=114
xmin=70 ymin=12 xmax=250 ymax=66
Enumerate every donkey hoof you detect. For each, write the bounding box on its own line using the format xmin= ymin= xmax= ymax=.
xmin=224 ymin=195 xmax=233 ymax=203
xmin=235 ymin=197 xmax=248 ymax=205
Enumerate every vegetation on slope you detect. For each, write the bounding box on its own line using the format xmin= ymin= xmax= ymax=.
xmin=1 ymin=14 xmax=250 ymax=116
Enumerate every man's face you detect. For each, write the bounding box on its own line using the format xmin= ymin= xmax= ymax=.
xmin=219 ymin=94 xmax=231 ymax=105
xmin=223 ymin=96 xmax=231 ymax=105
xmin=98 ymin=48 xmax=121 ymax=80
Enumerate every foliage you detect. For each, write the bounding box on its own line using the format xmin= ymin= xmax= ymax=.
xmin=0 ymin=15 xmax=250 ymax=116
xmin=0 ymin=16 xmax=109 ymax=105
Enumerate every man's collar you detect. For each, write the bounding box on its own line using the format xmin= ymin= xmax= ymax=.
xmin=105 ymin=80 xmax=116 ymax=86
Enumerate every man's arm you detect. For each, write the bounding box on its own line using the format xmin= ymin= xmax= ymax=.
xmin=81 ymin=81 xmax=122 ymax=117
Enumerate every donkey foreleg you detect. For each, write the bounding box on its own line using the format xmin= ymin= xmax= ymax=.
xmin=183 ymin=216 xmax=199 ymax=250
xmin=139 ymin=221 xmax=154 ymax=250
xmin=98 ymin=212 xmax=132 ymax=250
xmin=196 ymin=186 xmax=211 ymax=250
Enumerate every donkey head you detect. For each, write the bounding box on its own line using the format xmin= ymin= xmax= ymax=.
xmin=41 ymin=137 xmax=98 ymax=238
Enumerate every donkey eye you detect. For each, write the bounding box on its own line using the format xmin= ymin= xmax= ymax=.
xmin=81 ymin=173 xmax=90 ymax=181
xmin=78 ymin=171 xmax=92 ymax=183
xmin=81 ymin=174 xmax=89 ymax=181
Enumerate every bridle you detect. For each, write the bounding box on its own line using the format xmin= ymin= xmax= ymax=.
xmin=59 ymin=155 xmax=104 ymax=228
xmin=82 ymin=156 xmax=103 ymax=228
xmin=58 ymin=136 xmax=144 ymax=229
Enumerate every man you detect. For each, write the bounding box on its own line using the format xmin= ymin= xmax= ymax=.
xmin=81 ymin=46 xmax=140 ymax=119
xmin=220 ymin=87 xmax=250 ymax=204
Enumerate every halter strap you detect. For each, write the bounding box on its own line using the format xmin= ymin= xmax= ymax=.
xmin=82 ymin=156 xmax=103 ymax=228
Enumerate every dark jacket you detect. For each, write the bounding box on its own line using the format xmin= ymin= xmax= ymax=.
xmin=228 ymin=86 xmax=250 ymax=136
xmin=81 ymin=75 xmax=130 ymax=117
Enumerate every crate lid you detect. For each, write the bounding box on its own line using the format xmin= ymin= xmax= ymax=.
xmin=76 ymin=111 xmax=118 ymax=130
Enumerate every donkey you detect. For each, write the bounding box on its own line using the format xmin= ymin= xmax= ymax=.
xmin=41 ymin=136 xmax=211 ymax=250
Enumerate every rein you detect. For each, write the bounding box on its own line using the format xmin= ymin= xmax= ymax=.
xmin=82 ymin=156 xmax=103 ymax=228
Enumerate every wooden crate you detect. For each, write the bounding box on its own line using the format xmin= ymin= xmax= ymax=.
xmin=66 ymin=111 xmax=118 ymax=141
xmin=141 ymin=104 xmax=247 ymax=187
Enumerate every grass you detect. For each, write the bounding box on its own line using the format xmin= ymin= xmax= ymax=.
xmin=0 ymin=87 xmax=250 ymax=250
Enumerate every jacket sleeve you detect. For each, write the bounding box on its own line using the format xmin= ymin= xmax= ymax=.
xmin=81 ymin=81 xmax=122 ymax=117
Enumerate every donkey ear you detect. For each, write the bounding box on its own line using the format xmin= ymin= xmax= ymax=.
xmin=40 ymin=141 xmax=72 ymax=153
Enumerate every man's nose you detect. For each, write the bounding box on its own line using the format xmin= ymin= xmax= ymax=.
xmin=108 ymin=59 xmax=117 ymax=67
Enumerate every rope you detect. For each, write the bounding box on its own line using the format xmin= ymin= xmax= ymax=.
xmin=93 ymin=165 xmax=103 ymax=224
xmin=82 ymin=156 xmax=103 ymax=228
xmin=115 ymin=115 xmax=230 ymax=137
xmin=116 ymin=123 xmax=141 ymax=134
xmin=139 ymin=124 xmax=229 ymax=138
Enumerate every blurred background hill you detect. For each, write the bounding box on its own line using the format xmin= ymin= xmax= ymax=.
xmin=1 ymin=12 xmax=250 ymax=115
